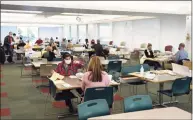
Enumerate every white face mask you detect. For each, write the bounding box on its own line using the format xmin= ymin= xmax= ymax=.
xmin=65 ymin=59 xmax=71 ymax=65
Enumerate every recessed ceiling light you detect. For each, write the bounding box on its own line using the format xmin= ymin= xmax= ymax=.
xmin=1 ymin=9 xmax=43 ymax=13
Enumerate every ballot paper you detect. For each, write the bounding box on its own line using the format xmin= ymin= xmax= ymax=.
xmin=62 ymin=82 xmax=72 ymax=88
xmin=53 ymin=80 xmax=65 ymax=85
xmin=49 ymin=71 xmax=64 ymax=81
xmin=69 ymin=75 xmax=77 ymax=79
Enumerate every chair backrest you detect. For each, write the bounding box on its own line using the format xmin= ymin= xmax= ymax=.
xmin=84 ymin=87 xmax=113 ymax=108
xmin=78 ymin=99 xmax=110 ymax=120
xmin=172 ymin=77 xmax=192 ymax=96
xmin=53 ymin=58 xmax=62 ymax=61
xmin=108 ymin=55 xmax=119 ymax=60
xmin=140 ymin=64 xmax=150 ymax=72
xmin=107 ymin=61 xmax=122 ymax=72
xmin=140 ymin=43 xmax=147 ymax=48
xmin=130 ymin=51 xmax=140 ymax=65
xmin=165 ymin=45 xmax=173 ymax=52
xmin=124 ymin=95 xmax=153 ymax=113
xmin=121 ymin=65 xmax=139 ymax=76
xmin=121 ymin=64 xmax=150 ymax=76
xmin=40 ymin=64 xmax=57 ymax=77
xmin=183 ymin=60 xmax=192 ymax=70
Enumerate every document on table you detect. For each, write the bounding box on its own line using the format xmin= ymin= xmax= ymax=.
xmin=49 ymin=71 xmax=64 ymax=81
xmin=69 ymin=75 xmax=77 ymax=79
xmin=53 ymin=80 xmax=65 ymax=85
xmin=62 ymin=82 xmax=72 ymax=88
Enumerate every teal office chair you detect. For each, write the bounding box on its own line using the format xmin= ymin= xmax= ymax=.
xmin=108 ymin=55 xmax=120 ymax=60
xmin=84 ymin=87 xmax=113 ymax=108
xmin=78 ymin=99 xmax=110 ymax=120
xmin=107 ymin=61 xmax=122 ymax=73
xmin=53 ymin=58 xmax=62 ymax=61
xmin=124 ymin=95 xmax=153 ymax=112
xmin=157 ymin=77 xmax=192 ymax=105
xmin=121 ymin=64 xmax=150 ymax=95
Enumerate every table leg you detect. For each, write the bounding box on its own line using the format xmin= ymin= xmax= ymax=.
xmin=159 ymin=83 xmax=164 ymax=105
xmin=162 ymin=61 xmax=165 ymax=70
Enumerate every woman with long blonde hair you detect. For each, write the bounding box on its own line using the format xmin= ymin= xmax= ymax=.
xmin=81 ymin=56 xmax=110 ymax=91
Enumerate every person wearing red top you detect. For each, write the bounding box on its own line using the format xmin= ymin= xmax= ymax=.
xmin=3 ymin=32 xmax=15 ymax=63
xmin=53 ymin=52 xmax=84 ymax=113
xmin=35 ymin=38 xmax=43 ymax=45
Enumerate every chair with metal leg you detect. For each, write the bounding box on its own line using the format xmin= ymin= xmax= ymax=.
xmin=120 ymin=64 xmax=149 ymax=95
xmin=34 ymin=64 xmax=57 ymax=94
xmin=157 ymin=77 xmax=192 ymax=106
xmin=44 ymin=79 xmax=77 ymax=118
xmin=124 ymin=95 xmax=153 ymax=113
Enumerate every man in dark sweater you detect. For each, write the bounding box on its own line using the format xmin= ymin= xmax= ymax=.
xmin=3 ymin=32 xmax=15 ymax=63
xmin=92 ymin=39 xmax=104 ymax=57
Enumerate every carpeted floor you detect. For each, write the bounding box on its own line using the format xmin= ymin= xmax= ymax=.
xmin=0 ymin=61 xmax=192 ymax=120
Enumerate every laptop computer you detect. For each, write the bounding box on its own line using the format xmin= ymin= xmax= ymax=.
xmin=172 ymin=63 xmax=191 ymax=77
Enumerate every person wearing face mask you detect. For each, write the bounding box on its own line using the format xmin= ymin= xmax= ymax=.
xmin=53 ymin=52 xmax=84 ymax=113
xmin=143 ymin=43 xmax=161 ymax=70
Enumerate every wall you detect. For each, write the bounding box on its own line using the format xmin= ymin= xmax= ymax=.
xmin=159 ymin=15 xmax=186 ymax=53
xmin=112 ymin=15 xmax=186 ymax=53
xmin=38 ymin=27 xmax=63 ymax=41
xmin=185 ymin=15 xmax=191 ymax=59
xmin=87 ymin=23 xmax=98 ymax=41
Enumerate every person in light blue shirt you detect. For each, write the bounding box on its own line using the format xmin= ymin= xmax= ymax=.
xmin=175 ymin=43 xmax=189 ymax=65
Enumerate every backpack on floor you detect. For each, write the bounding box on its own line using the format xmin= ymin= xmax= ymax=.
xmin=0 ymin=46 xmax=6 ymax=64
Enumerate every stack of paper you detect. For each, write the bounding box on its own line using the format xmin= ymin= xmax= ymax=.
xmin=49 ymin=71 xmax=64 ymax=81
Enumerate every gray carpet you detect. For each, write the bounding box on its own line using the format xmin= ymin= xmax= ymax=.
xmin=0 ymin=61 xmax=192 ymax=120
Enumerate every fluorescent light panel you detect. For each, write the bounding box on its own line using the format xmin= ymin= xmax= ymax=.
xmin=1 ymin=9 xmax=43 ymax=13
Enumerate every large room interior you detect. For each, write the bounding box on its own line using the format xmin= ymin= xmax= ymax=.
xmin=0 ymin=1 xmax=192 ymax=120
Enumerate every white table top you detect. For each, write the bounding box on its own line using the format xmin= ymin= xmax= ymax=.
xmin=89 ymin=107 xmax=191 ymax=120
xmin=101 ymin=59 xmax=127 ymax=65
xmin=32 ymin=61 xmax=61 ymax=68
xmin=14 ymin=49 xmax=25 ymax=54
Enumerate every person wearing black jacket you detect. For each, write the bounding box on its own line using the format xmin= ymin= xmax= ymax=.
xmin=144 ymin=43 xmax=161 ymax=70
xmin=42 ymin=46 xmax=56 ymax=61
xmin=92 ymin=39 xmax=104 ymax=57
xmin=17 ymin=39 xmax=26 ymax=49
xmin=0 ymin=42 xmax=6 ymax=64
xmin=3 ymin=32 xmax=15 ymax=63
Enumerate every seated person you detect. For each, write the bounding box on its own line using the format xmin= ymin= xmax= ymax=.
xmin=42 ymin=46 xmax=56 ymax=61
xmin=35 ymin=38 xmax=43 ymax=45
xmin=50 ymin=42 xmax=59 ymax=55
xmin=61 ymin=38 xmax=67 ymax=50
xmin=81 ymin=56 xmax=110 ymax=92
xmin=83 ymin=39 xmax=89 ymax=49
xmin=92 ymin=40 xmax=105 ymax=58
xmin=67 ymin=40 xmax=73 ymax=50
xmin=17 ymin=39 xmax=26 ymax=49
xmin=174 ymin=43 xmax=189 ymax=65
xmin=53 ymin=52 xmax=84 ymax=113
xmin=144 ymin=43 xmax=161 ymax=70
